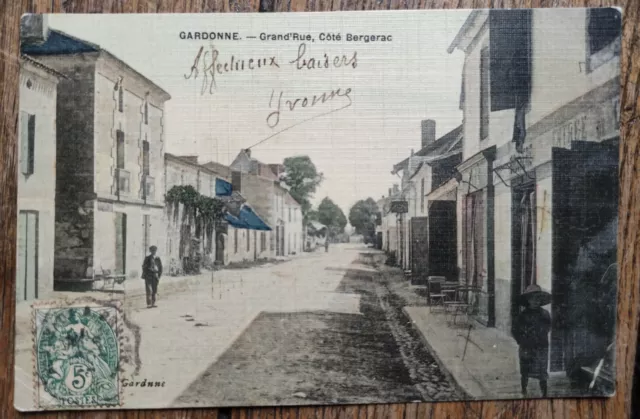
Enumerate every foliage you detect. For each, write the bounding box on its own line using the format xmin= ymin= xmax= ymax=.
xmin=280 ymin=156 xmax=324 ymax=220
xmin=349 ymin=198 xmax=379 ymax=242
xmin=165 ymin=185 xmax=225 ymax=223
xmin=317 ymin=197 xmax=347 ymax=237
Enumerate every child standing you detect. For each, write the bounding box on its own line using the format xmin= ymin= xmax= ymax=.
xmin=512 ymin=284 xmax=552 ymax=397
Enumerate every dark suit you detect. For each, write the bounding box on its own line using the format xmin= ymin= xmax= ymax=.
xmin=142 ymin=254 xmax=163 ymax=306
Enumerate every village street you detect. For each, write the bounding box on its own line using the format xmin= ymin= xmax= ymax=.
xmin=121 ymin=244 xmax=460 ymax=408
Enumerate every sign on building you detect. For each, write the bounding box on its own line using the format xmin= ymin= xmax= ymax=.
xmin=390 ymin=200 xmax=408 ymax=213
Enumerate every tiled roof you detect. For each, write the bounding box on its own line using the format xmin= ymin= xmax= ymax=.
xmin=392 ymin=125 xmax=463 ymax=174
xmin=22 ymin=30 xmax=99 ymax=55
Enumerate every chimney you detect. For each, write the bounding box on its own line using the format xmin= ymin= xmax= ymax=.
xmin=388 ymin=188 xmax=392 ymax=196
xmin=20 ymin=14 xmax=48 ymax=46
xmin=244 ymin=148 xmax=252 ymax=158
xmin=392 ymin=184 xmax=400 ymax=194
xmin=421 ymin=119 xmax=436 ymax=149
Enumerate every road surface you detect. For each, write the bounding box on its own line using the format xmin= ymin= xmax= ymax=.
xmin=122 ymin=244 xmax=459 ymax=408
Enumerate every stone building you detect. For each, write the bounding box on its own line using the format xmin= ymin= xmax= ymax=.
xmin=449 ymin=8 xmax=620 ymax=376
xmin=16 ymin=56 xmax=63 ymax=301
xmin=230 ymin=149 xmax=300 ymax=258
xmin=24 ymin=30 xmax=171 ymax=283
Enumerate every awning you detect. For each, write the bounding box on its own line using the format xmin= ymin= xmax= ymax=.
xmin=224 ymin=205 xmax=272 ymax=231
xmin=216 ymin=178 xmax=233 ymax=196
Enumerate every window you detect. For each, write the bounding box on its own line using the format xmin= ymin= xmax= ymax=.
xmin=261 ymin=232 xmax=266 ymax=252
xmin=587 ymin=9 xmax=621 ymax=71
xmin=20 ymin=112 xmax=35 ymax=175
xmin=116 ymin=130 xmax=125 ymax=169
xmin=479 ymin=47 xmax=490 ymax=141
xmin=17 ymin=211 xmax=38 ymax=301
xmin=118 ymin=84 xmax=123 ymax=112
xmin=144 ymin=101 xmax=148 ymax=125
xmin=246 ymin=229 xmax=250 ymax=251
xmin=143 ymin=215 xmax=151 ymax=255
xmin=588 ymin=9 xmax=621 ymax=55
xmin=420 ymin=178 xmax=425 ymax=213
xmin=234 ymin=229 xmax=238 ymax=254
xmin=142 ymin=138 xmax=150 ymax=176
xmin=288 ymin=208 xmax=291 ymax=222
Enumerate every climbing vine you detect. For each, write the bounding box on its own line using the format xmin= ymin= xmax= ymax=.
xmin=165 ymin=185 xmax=226 ymax=273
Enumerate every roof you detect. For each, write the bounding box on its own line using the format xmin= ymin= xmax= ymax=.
xmin=166 ymin=153 xmax=229 ymax=178
xmin=21 ymin=54 xmax=67 ymax=79
xmin=22 ymin=29 xmax=99 ymax=55
xmin=202 ymin=161 xmax=231 ymax=179
xmin=285 ymin=193 xmax=300 ymax=206
xmin=447 ymin=11 xmax=482 ymax=53
xmin=392 ymin=125 xmax=463 ymax=175
xmin=308 ymin=221 xmax=327 ymax=231
xmin=23 ymin=29 xmax=170 ymax=100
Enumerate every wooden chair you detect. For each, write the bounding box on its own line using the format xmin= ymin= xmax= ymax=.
xmin=582 ymin=342 xmax=615 ymax=394
xmin=427 ymin=277 xmax=446 ymax=312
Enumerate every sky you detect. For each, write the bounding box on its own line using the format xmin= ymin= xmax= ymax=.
xmin=48 ymin=11 xmax=469 ymax=215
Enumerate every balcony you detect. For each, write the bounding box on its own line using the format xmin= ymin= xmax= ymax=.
xmin=142 ymin=176 xmax=155 ymax=201
xmin=116 ymin=168 xmax=130 ymax=196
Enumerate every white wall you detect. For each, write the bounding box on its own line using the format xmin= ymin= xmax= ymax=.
xmin=17 ymin=62 xmax=59 ymax=300
xmin=93 ymin=204 xmax=164 ymax=279
xmin=94 ymin=57 xmax=166 ymax=206
xmin=528 ymin=9 xmax=620 ymax=128
xmin=461 ymin=23 xmax=515 ymax=161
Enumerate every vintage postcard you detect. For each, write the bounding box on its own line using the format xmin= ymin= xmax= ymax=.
xmin=15 ymin=8 xmax=620 ymax=410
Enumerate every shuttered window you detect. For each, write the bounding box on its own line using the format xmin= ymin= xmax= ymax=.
xmin=116 ymin=130 xmax=125 ymax=169
xmin=480 ymin=47 xmax=490 ymax=141
xmin=20 ymin=112 xmax=35 ymax=175
xmin=588 ymin=8 xmax=621 ymax=56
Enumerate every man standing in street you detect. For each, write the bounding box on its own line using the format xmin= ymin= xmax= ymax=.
xmin=142 ymin=245 xmax=163 ymax=308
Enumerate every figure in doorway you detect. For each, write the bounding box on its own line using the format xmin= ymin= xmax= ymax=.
xmin=513 ymin=284 xmax=552 ymax=397
xmin=142 ymin=245 xmax=163 ymax=309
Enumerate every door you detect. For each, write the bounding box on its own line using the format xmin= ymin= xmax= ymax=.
xmin=215 ymin=232 xmax=225 ymax=263
xmin=428 ymin=201 xmax=457 ymax=278
xmin=115 ymin=212 xmax=127 ymax=275
xmin=17 ymin=211 xmax=38 ymax=302
xmin=275 ymin=227 xmax=280 ymax=256
xmin=254 ymin=230 xmax=257 ymax=260
xmin=410 ymin=217 xmax=429 ymax=281
xmin=551 ymin=140 xmax=619 ymax=374
xmin=511 ymin=181 xmax=537 ymax=330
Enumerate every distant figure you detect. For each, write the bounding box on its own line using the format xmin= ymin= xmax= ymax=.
xmin=512 ymin=284 xmax=552 ymax=397
xmin=142 ymin=245 xmax=163 ymax=309
xmin=325 ymin=239 xmax=329 ymax=252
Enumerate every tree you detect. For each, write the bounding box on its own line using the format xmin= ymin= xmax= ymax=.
xmin=349 ymin=198 xmax=379 ymax=243
xmin=281 ymin=156 xmax=323 ymax=220
xmin=317 ymin=197 xmax=347 ymax=237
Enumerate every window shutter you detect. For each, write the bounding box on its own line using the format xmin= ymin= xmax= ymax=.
xmin=489 ymin=9 xmax=532 ymax=112
xmin=20 ymin=112 xmax=29 ymax=174
xmin=27 ymin=115 xmax=35 ymax=174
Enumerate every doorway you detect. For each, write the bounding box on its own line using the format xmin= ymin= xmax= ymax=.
xmin=17 ymin=211 xmax=38 ymax=302
xmin=115 ymin=212 xmax=127 ymax=275
xmin=511 ymin=180 xmax=537 ymax=329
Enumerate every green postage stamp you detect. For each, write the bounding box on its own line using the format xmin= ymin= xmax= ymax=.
xmin=34 ymin=302 xmax=122 ymax=408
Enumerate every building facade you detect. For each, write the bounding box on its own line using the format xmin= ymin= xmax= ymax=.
xmin=16 ymin=56 xmax=62 ymax=301
xmin=24 ymin=30 xmax=171 ymax=283
xmin=449 ymin=8 xmax=620 ymax=375
xmin=230 ymin=149 xmax=303 ymax=258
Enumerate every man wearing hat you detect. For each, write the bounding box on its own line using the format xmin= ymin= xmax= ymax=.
xmin=142 ymin=245 xmax=163 ymax=308
xmin=512 ymin=284 xmax=552 ymax=397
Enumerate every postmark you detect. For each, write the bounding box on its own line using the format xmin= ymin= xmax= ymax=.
xmin=33 ymin=301 xmax=124 ymax=409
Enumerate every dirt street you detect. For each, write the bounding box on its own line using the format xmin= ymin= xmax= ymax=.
xmin=174 ymin=249 xmax=461 ymax=407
